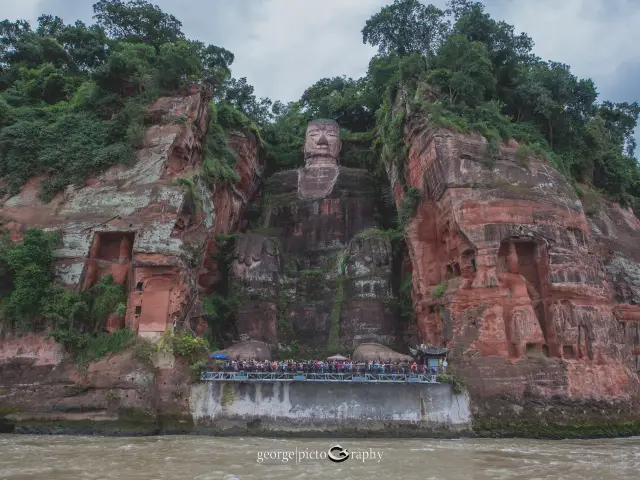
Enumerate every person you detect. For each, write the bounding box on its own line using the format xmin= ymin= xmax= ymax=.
xmin=442 ymin=357 xmax=448 ymax=374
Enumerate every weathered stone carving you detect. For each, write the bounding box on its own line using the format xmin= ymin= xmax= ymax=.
xmin=391 ymin=113 xmax=640 ymax=401
xmin=231 ymin=119 xmax=397 ymax=349
xmin=0 ymin=87 xmax=264 ymax=340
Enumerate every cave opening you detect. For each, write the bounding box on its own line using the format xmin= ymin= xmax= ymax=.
xmin=91 ymin=231 xmax=135 ymax=262
xmin=498 ymin=237 xmax=550 ymax=346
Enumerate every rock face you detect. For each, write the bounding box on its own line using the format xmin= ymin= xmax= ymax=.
xmin=0 ymin=87 xmax=265 ymax=433
xmin=0 ymin=87 xmax=264 ymax=339
xmin=230 ymin=119 xmax=398 ymax=351
xmin=2 ymin=85 xmax=640 ymax=436
xmin=389 ymin=110 xmax=640 ymax=417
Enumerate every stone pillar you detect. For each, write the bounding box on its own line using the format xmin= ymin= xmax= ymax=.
xmin=83 ymin=258 xmax=98 ymax=290
xmin=89 ymin=233 xmax=101 ymax=258
xmin=119 ymin=235 xmax=132 ymax=263
xmin=508 ymin=242 xmax=519 ymax=274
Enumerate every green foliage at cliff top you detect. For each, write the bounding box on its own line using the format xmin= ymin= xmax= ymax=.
xmin=0 ymin=1 xmax=251 ymax=201
xmin=2 ymin=0 xmax=637 ymax=213
xmin=263 ymin=0 xmax=639 ymax=214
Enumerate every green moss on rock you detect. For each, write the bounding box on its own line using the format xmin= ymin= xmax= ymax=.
xmin=473 ymin=419 xmax=640 ymax=440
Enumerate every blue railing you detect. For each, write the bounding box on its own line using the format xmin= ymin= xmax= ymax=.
xmin=200 ymin=371 xmax=439 ymax=383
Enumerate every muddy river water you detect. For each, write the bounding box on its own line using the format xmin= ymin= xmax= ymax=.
xmin=1 ymin=434 xmax=639 ymax=479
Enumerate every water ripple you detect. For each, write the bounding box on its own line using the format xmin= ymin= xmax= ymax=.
xmin=0 ymin=435 xmax=639 ymax=480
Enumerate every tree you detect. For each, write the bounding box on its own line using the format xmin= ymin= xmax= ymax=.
xmin=224 ymin=77 xmax=273 ymax=126
xmin=155 ymin=40 xmax=201 ymax=90
xmin=92 ymin=42 xmax=156 ymax=94
xmin=362 ymin=0 xmax=449 ymax=60
xmin=448 ymin=1 xmax=535 ymax=106
xmin=0 ymin=19 xmax=32 ymax=65
xmin=513 ymin=61 xmax=596 ymax=151
xmin=92 ymin=0 xmax=184 ymax=50
xmin=428 ymin=34 xmax=494 ymax=106
xmin=2 ymin=229 xmax=58 ymax=328
xmin=58 ymin=21 xmax=109 ymax=71
xmin=300 ymin=76 xmax=377 ymax=131
xmin=36 ymin=15 xmax=64 ymax=37
xmin=193 ymin=42 xmax=234 ymax=92
xmin=598 ymin=101 xmax=640 ymax=158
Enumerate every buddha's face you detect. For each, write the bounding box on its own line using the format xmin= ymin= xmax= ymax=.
xmin=303 ymin=122 xmax=341 ymax=164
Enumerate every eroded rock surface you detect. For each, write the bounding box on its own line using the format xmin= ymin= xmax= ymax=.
xmin=0 ymin=87 xmax=264 ymax=339
xmin=0 ymin=88 xmax=264 ymax=433
xmin=389 ymin=113 xmax=640 ymax=418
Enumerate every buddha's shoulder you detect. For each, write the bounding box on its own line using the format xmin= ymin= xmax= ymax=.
xmin=337 ymin=166 xmax=373 ymax=179
xmin=265 ymin=169 xmax=299 ymax=194
xmin=333 ymin=166 xmax=375 ymax=193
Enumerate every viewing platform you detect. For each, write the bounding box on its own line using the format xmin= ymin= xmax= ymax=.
xmin=200 ymin=371 xmax=439 ymax=383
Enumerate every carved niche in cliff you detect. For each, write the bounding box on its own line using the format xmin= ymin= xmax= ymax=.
xmin=83 ymin=231 xmax=135 ymax=290
xmin=496 ymin=237 xmax=548 ymax=357
xmin=229 ymin=119 xmax=399 ymax=350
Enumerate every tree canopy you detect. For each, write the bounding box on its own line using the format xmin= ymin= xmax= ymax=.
xmin=0 ymin=0 xmax=638 ymax=214
xmin=0 ymin=0 xmax=249 ymax=200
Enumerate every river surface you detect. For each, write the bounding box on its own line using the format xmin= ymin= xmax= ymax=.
xmin=1 ymin=435 xmax=639 ymax=479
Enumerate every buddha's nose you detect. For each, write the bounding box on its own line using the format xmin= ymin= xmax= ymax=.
xmin=317 ymin=133 xmax=329 ymax=145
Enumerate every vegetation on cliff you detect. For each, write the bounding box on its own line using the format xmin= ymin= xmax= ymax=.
xmin=0 ymin=0 xmax=257 ymax=201
xmin=256 ymin=0 xmax=639 ymax=216
xmin=0 ymin=229 xmax=133 ymax=365
xmin=2 ymin=0 xmax=636 ymax=212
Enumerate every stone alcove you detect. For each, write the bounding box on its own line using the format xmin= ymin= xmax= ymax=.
xmin=83 ymin=231 xmax=135 ymax=290
xmin=496 ymin=235 xmax=549 ymax=357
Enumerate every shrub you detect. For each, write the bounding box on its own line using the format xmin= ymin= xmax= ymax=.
xmin=431 ymin=282 xmax=447 ymax=298
xmin=158 ymin=329 xmax=209 ymax=363
xmin=132 ymin=338 xmax=157 ymax=367
xmin=51 ymin=328 xmax=136 ymax=369
xmin=398 ymin=187 xmax=422 ymax=229
xmin=437 ymin=373 xmax=465 ymax=393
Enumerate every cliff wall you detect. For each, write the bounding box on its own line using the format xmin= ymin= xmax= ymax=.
xmin=389 ymin=108 xmax=640 ymax=428
xmin=0 ymin=87 xmax=264 ymax=337
xmin=0 ymin=89 xmax=264 ymax=434
xmin=2 ymin=85 xmax=640 ymax=437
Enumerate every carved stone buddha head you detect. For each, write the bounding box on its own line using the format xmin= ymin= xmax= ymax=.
xmin=303 ymin=119 xmax=341 ymax=166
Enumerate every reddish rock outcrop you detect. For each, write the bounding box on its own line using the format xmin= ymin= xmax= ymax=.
xmin=0 ymin=87 xmax=264 ymax=338
xmin=389 ymin=109 xmax=640 ymax=411
xmin=0 ymin=88 xmax=263 ymax=433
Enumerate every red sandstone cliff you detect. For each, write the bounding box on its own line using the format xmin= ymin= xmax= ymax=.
xmin=0 ymin=87 xmax=264 ymax=337
xmin=388 ymin=106 xmax=640 ymax=414
xmin=0 ymin=88 xmax=264 ymax=432
xmin=2 ymin=84 xmax=640 ymax=435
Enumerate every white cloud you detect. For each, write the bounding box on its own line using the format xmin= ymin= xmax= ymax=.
xmin=219 ymin=0 xmax=387 ymax=100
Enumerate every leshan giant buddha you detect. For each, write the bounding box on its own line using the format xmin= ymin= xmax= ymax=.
xmin=231 ymin=119 xmax=401 ymax=350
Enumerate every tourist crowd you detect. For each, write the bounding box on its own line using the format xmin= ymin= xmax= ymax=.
xmin=211 ymin=359 xmax=447 ymax=375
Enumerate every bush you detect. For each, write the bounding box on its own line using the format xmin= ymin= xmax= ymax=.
xmin=51 ymin=328 xmax=136 ymax=368
xmin=431 ymin=282 xmax=448 ymax=298
xmin=158 ymin=329 xmax=209 ymax=363
xmin=437 ymin=373 xmax=465 ymax=393
xmin=132 ymin=338 xmax=157 ymax=367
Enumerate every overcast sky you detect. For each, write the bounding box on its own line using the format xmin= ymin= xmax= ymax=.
xmin=2 ymin=0 xmax=639 ymax=143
